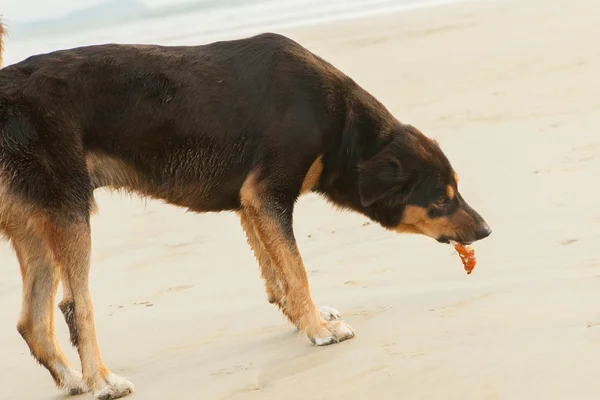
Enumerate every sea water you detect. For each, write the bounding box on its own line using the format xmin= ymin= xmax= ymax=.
xmin=2 ymin=0 xmax=472 ymax=66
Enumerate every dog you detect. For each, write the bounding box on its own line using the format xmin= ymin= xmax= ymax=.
xmin=0 ymin=23 xmax=491 ymax=399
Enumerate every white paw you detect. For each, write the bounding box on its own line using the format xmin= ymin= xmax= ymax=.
xmin=57 ymin=367 xmax=88 ymax=396
xmin=93 ymin=373 xmax=135 ymax=400
xmin=318 ymin=305 xmax=341 ymax=321
xmin=312 ymin=320 xmax=355 ymax=346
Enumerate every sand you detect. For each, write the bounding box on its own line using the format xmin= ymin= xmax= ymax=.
xmin=2 ymin=0 xmax=600 ymax=398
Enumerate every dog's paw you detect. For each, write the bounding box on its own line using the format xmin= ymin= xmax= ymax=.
xmin=59 ymin=368 xmax=89 ymax=396
xmin=310 ymin=320 xmax=355 ymax=346
xmin=318 ymin=305 xmax=341 ymax=321
xmin=93 ymin=373 xmax=135 ymax=400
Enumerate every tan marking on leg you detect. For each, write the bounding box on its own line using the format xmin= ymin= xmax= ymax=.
xmin=49 ymin=222 xmax=104 ymax=382
xmin=242 ymin=206 xmax=322 ymax=335
xmin=238 ymin=210 xmax=286 ymax=306
xmin=453 ymin=173 xmax=459 ymax=186
xmin=240 ymin=173 xmax=354 ymax=344
xmin=49 ymin=221 xmax=133 ymax=398
xmin=1 ymin=208 xmax=87 ymax=395
xmin=300 ymin=156 xmax=323 ymax=195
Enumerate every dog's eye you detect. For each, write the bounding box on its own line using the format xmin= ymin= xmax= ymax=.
xmin=434 ymin=196 xmax=449 ymax=206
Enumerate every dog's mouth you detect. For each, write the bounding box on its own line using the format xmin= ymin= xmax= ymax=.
xmin=449 ymin=239 xmax=473 ymax=246
xmin=436 ymin=236 xmax=450 ymax=244
xmin=437 ymin=237 xmax=473 ymax=246
xmin=436 ymin=223 xmax=491 ymax=245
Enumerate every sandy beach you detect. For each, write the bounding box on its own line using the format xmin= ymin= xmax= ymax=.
xmin=2 ymin=0 xmax=600 ymax=398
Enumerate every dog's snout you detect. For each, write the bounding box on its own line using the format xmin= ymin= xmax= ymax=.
xmin=474 ymin=223 xmax=492 ymax=241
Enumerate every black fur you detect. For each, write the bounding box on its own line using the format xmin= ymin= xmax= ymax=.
xmin=58 ymin=301 xmax=79 ymax=349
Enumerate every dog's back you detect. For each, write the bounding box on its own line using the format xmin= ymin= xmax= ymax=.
xmin=0 ymin=32 xmax=356 ymax=216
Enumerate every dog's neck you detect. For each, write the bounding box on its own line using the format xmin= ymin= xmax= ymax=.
xmin=315 ymin=87 xmax=398 ymax=214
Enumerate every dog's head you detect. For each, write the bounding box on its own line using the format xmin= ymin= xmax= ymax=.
xmin=357 ymin=124 xmax=491 ymax=245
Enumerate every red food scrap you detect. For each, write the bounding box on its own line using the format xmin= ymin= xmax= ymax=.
xmin=454 ymin=243 xmax=476 ymax=274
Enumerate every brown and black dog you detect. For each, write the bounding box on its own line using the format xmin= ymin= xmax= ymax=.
xmin=0 ymin=23 xmax=490 ymax=399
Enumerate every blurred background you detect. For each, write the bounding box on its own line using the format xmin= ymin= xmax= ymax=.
xmin=2 ymin=0 xmax=463 ymax=66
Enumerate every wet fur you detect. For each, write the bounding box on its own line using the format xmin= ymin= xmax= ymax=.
xmin=0 ymin=25 xmax=489 ymax=398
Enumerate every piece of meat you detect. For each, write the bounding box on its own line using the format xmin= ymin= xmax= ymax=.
xmin=453 ymin=243 xmax=476 ymax=274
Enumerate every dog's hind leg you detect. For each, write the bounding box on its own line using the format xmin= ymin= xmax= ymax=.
xmin=0 ymin=112 xmax=131 ymax=397
xmin=240 ymin=173 xmax=354 ymax=345
xmin=3 ymin=214 xmax=88 ymax=396
xmin=49 ymin=218 xmax=134 ymax=400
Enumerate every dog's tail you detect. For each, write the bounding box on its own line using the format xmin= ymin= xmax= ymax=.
xmin=0 ymin=18 xmax=6 ymax=68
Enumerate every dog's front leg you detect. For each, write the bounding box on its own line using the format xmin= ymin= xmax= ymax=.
xmin=240 ymin=176 xmax=354 ymax=345
xmin=239 ymin=210 xmax=286 ymax=305
xmin=239 ymin=210 xmax=341 ymax=322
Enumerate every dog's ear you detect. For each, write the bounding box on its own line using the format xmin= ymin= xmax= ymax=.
xmin=358 ymin=153 xmax=410 ymax=207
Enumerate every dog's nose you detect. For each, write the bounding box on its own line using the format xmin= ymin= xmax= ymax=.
xmin=474 ymin=223 xmax=492 ymax=241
